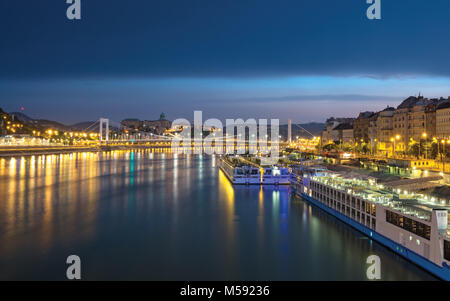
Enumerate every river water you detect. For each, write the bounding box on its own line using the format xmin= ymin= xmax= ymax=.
xmin=0 ymin=150 xmax=436 ymax=280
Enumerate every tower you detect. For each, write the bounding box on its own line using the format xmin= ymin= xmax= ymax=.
xmin=288 ymin=119 xmax=292 ymax=143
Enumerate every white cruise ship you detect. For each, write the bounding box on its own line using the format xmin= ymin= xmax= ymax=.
xmin=291 ymin=167 xmax=450 ymax=280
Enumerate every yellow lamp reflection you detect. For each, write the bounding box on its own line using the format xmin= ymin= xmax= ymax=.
xmin=219 ymin=169 xmax=234 ymax=202
xmin=218 ymin=169 xmax=236 ymax=260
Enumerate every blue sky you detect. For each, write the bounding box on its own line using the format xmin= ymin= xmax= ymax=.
xmin=1 ymin=0 xmax=450 ymax=124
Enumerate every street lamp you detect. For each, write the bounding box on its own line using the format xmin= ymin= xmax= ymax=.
xmin=391 ymin=136 xmax=400 ymax=158
xmin=420 ymin=132 xmax=427 ymax=159
xmin=372 ymin=138 xmax=377 ymax=156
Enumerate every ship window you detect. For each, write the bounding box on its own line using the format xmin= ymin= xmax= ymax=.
xmin=445 ymin=240 xmax=450 ymax=261
xmin=404 ymin=218 xmax=412 ymax=232
xmin=417 ymin=223 xmax=424 ymax=238
xmin=362 ymin=201 xmax=366 ymax=211
xmin=411 ymin=219 xmax=417 ymax=234
xmin=372 ymin=219 xmax=376 ymax=230
xmin=425 ymin=225 xmax=431 ymax=240
xmin=385 ymin=210 xmax=430 ymax=240
xmin=371 ymin=204 xmax=376 ymax=216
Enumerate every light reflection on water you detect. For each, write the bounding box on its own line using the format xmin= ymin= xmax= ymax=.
xmin=0 ymin=151 xmax=437 ymax=280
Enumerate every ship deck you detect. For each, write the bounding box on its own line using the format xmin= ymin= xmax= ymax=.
xmin=311 ymin=173 xmax=450 ymax=237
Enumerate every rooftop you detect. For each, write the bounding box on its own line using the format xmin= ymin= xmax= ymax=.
xmin=437 ymin=100 xmax=450 ymax=110
xmin=333 ymin=123 xmax=353 ymax=130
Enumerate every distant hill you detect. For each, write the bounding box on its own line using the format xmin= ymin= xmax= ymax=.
xmin=11 ymin=112 xmax=69 ymax=131
xmin=10 ymin=112 xmax=34 ymax=123
xmin=10 ymin=112 xmax=121 ymax=132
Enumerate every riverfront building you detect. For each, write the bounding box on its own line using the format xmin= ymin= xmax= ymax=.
xmin=436 ymin=100 xmax=450 ymax=139
xmin=321 ymin=117 xmax=355 ymax=144
xmin=121 ymin=113 xmax=172 ymax=135
xmin=353 ymin=111 xmax=375 ymax=144
xmin=376 ymin=106 xmax=395 ymax=155
xmin=321 ymin=95 xmax=450 ymax=156
xmin=334 ymin=123 xmax=354 ymax=144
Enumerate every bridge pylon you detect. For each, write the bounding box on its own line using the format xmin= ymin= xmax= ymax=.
xmin=99 ymin=118 xmax=109 ymax=142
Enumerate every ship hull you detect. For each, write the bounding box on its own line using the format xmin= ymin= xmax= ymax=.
xmin=294 ymin=189 xmax=450 ymax=281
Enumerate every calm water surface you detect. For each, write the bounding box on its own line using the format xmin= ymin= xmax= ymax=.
xmin=0 ymin=151 xmax=437 ymax=280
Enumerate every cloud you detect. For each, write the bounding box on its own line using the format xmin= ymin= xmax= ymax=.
xmin=221 ymin=94 xmax=401 ymax=104
xmin=1 ymin=1 xmax=450 ymax=79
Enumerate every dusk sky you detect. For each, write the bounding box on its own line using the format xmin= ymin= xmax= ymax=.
xmin=1 ymin=0 xmax=450 ymax=124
